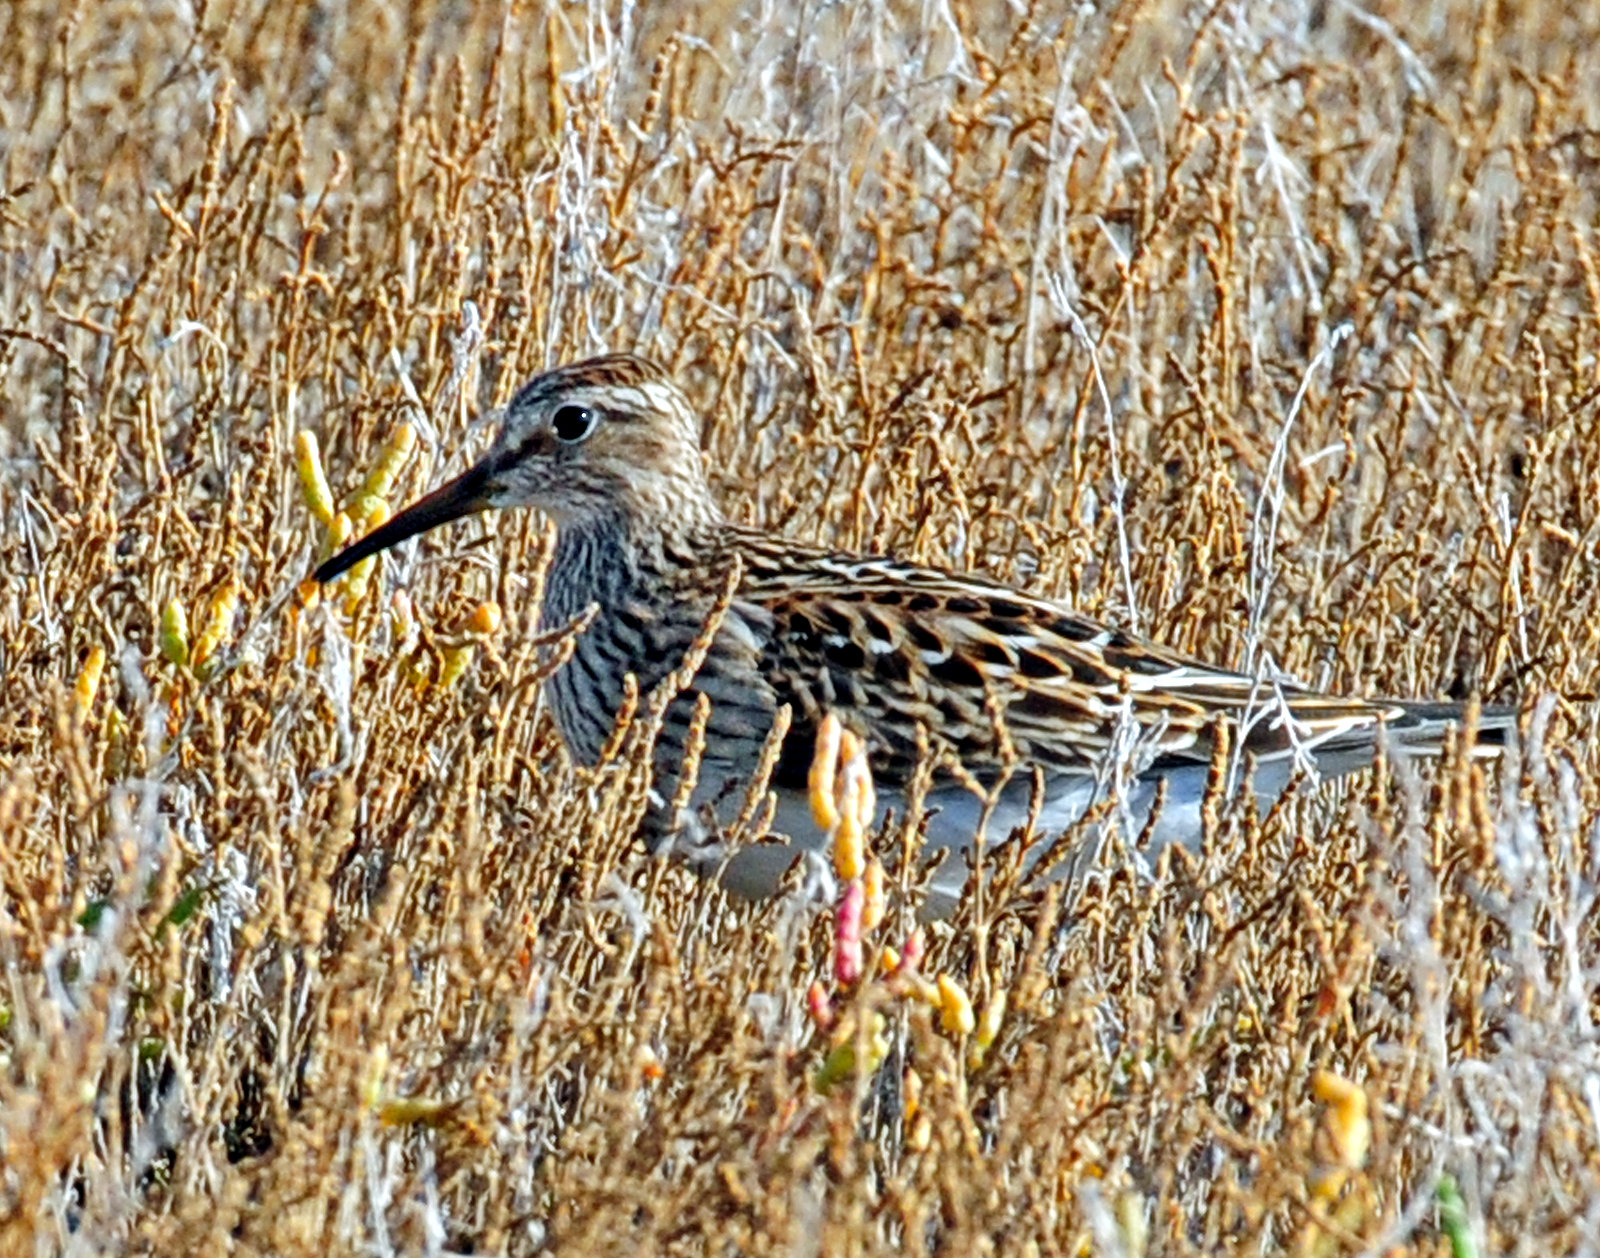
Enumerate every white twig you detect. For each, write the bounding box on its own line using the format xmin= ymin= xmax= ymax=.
xmin=1056 ymin=287 xmax=1141 ymax=632
xmin=1246 ymin=322 xmax=1352 ymax=670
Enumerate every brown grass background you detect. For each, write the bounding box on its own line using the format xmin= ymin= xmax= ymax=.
xmin=3 ymin=0 xmax=1600 ymax=1253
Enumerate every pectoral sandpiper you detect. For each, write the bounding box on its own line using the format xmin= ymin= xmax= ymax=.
xmin=314 ymin=355 xmax=1512 ymax=900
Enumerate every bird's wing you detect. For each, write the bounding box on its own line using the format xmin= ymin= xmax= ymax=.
xmin=732 ymin=533 xmax=1450 ymax=788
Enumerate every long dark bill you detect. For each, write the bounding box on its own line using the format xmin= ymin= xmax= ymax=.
xmin=313 ymin=459 xmax=497 ymax=583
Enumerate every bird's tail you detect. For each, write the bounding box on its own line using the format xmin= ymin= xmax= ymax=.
xmin=1271 ymin=696 xmax=1516 ymax=783
xmin=1376 ymin=699 xmax=1517 ymax=755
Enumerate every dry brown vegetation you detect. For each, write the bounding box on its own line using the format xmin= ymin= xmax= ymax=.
xmin=4 ymin=0 xmax=1600 ymax=1253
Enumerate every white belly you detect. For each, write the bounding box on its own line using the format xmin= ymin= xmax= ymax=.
xmin=706 ymin=758 xmax=1288 ymax=914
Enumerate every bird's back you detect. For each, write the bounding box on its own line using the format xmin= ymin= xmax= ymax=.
xmin=725 ymin=526 xmax=1512 ymax=792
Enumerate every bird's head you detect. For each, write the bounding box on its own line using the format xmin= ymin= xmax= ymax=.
xmin=314 ymin=354 xmax=718 ymax=584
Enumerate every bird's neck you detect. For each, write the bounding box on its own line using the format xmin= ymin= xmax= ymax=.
xmin=542 ymin=505 xmax=720 ymax=626
xmin=539 ymin=504 xmax=729 ymax=767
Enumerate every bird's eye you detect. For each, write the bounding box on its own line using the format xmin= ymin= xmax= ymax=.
xmin=551 ymin=405 xmax=596 ymax=443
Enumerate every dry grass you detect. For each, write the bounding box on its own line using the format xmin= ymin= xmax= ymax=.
xmin=4 ymin=0 xmax=1600 ymax=1253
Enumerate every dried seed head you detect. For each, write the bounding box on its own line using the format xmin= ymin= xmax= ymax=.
xmin=192 ymin=577 xmax=242 ymax=676
xmin=439 ymin=645 xmax=475 ymax=689
xmin=977 ymin=988 xmax=1007 ymax=1049
xmin=1313 ymin=1069 xmax=1370 ymax=1171
xmin=295 ymin=430 xmax=335 ymax=525
xmin=323 ymin=512 xmax=354 ymax=570
xmin=360 ymin=421 xmax=417 ymax=501
xmin=160 ymin=601 xmax=190 ymax=668
xmin=834 ymin=879 xmax=865 ymax=986
xmin=809 ymin=711 xmax=843 ymax=831
xmin=861 ymin=860 xmax=885 ymax=933
xmin=936 ymin=973 xmax=975 ymax=1037
xmin=74 ymin=646 xmax=106 ymax=717
xmin=468 ymin=601 xmax=502 ymax=636
xmin=806 ymin=981 xmax=832 ymax=1030
xmin=346 ymin=501 xmax=390 ymax=596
